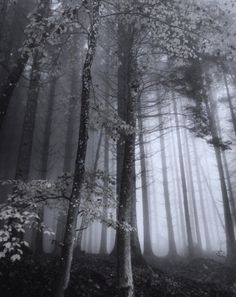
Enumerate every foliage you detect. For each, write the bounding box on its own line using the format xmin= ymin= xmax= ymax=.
xmin=0 ymin=170 xmax=117 ymax=261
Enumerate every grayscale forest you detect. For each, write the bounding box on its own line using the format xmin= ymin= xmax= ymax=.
xmin=0 ymin=0 xmax=236 ymax=297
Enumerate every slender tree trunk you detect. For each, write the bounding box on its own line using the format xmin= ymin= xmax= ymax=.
xmin=15 ymin=51 xmax=41 ymax=181
xmin=54 ymin=2 xmax=101 ymax=296
xmin=173 ymin=96 xmax=194 ymax=257
xmin=63 ymin=73 xmax=78 ymax=173
xmin=159 ymin=105 xmax=177 ymax=257
xmin=100 ymin=131 xmax=109 ymax=255
xmin=41 ymin=77 xmax=57 ymax=179
xmin=111 ymin=23 xmax=134 ymax=257
xmin=0 ymin=0 xmax=49 ymax=130
xmin=117 ymin=75 xmax=137 ymax=297
xmin=183 ymin=123 xmax=202 ymax=252
xmin=203 ymin=69 xmax=236 ymax=262
xmin=137 ymin=96 xmax=153 ymax=257
xmin=171 ymin=121 xmax=187 ymax=252
xmin=214 ymin=100 xmax=236 ymax=228
xmin=130 ymin=152 xmax=143 ymax=264
xmin=35 ymin=76 xmax=57 ymax=254
xmin=192 ymin=137 xmax=212 ymax=251
xmin=199 ymin=160 xmax=225 ymax=231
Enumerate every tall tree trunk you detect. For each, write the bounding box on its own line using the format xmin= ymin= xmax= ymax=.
xmin=117 ymin=71 xmax=137 ymax=297
xmin=63 ymin=71 xmax=78 ymax=173
xmin=0 ymin=0 xmax=49 ymax=130
xmin=199 ymin=160 xmax=225 ymax=231
xmin=41 ymin=77 xmax=57 ymax=179
xmin=171 ymin=120 xmax=187 ymax=252
xmin=173 ymin=95 xmax=194 ymax=257
xmin=15 ymin=51 xmax=41 ymax=181
xmin=100 ymin=130 xmax=109 ymax=255
xmin=183 ymin=123 xmax=202 ymax=252
xmin=159 ymin=105 xmax=177 ymax=257
xmin=111 ymin=22 xmax=134 ymax=257
xmin=35 ymin=76 xmax=58 ymax=254
xmin=192 ymin=137 xmax=212 ymax=251
xmin=137 ymin=95 xmax=153 ymax=257
xmin=203 ymin=69 xmax=236 ymax=262
xmin=130 ymin=151 xmax=143 ymax=264
xmin=54 ymin=2 xmax=101 ymax=296
xmin=214 ymin=100 xmax=236 ymax=228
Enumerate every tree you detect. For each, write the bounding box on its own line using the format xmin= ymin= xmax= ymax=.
xmin=137 ymin=94 xmax=153 ymax=257
xmin=0 ymin=0 xmax=50 ymax=130
xmin=54 ymin=1 xmax=101 ymax=296
xmin=183 ymin=119 xmax=202 ymax=252
xmin=173 ymin=95 xmax=194 ymax=257
xmin=203 ymin=64 xmax=236 ymax=262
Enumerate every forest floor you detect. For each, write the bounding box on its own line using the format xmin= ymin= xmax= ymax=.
xmin=0 ymin=253 xmax=236 ymax=297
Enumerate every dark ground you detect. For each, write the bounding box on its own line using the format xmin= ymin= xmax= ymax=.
xmin=0 ymin=253 xmax=236 ymax=297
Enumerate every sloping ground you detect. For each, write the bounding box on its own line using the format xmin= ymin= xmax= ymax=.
xmin=0 ymin=254 xmax=235 ymax=297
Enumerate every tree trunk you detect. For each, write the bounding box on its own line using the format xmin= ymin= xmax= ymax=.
xmin=111 ymin=22 xmax=134 ymax=257
xmin=130 ymin=151 xmax=143 ymax=264
xmin=15 ymin=51 xmax=41 ymax=181
xmin=35 ymin=76 xmax=58 ymax=255
xmin=214 ymin=99 xmax=236 ymax=228
xmin=137 ymin=95 xmax=153 ymax=257
xmin=117 ymin=76 xmax=136 ymax=297
xmin=171 ymin=119 xmax=187 ymax=252
xmin=159 ymin=105 xmax=177 ymax=257
xmin=54 ymin=2 xmax=101 ymax=296
xmin=100 ymin=130 xmax=109 ymax=255
xmin=203 ymin=69 xmax=236 ymax=262
xmin=63 ymin=70 xmax=78 ymax=173
xmin=199 ymin=160 xmax=225 ymax=231
xmin=183 ymin=122 xmax=202 ymax=252
xmin=192 ymin=137 xmax=212 ymax=251
xmin=0 ymin=0 xmax=49 ymax=130
xmin=173 ymin=95 xmax=194 ymax=257
xmin=41 ymin=77 xmax=57 ymax=179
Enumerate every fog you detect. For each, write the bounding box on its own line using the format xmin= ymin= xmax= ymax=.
xmin=0 ymin=1 xmax=236 ymax=297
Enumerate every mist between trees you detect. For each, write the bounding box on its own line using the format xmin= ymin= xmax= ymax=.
xmin=0 ymin=1 xmax=236 ymax=297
